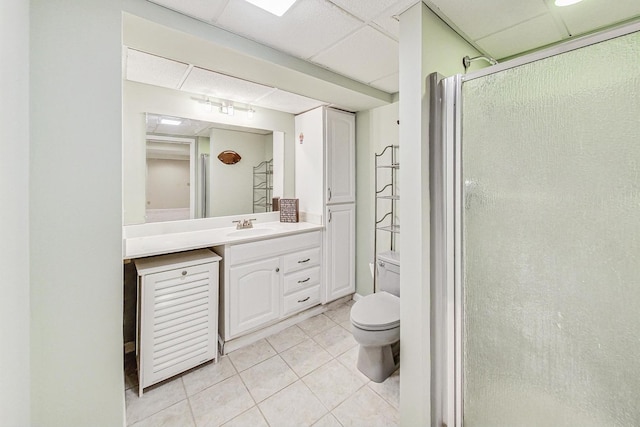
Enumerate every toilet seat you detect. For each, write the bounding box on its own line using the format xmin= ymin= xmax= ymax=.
xmin=351 ymin=291 xmax=400 ymax=331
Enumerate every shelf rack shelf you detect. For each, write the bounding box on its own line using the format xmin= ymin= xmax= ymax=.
xmin=374 ymin=144 xmax=399 ymax=291
xmin=253 ymin=159 xmax=273 ymax=213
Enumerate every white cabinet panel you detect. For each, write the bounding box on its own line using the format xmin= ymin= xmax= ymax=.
xmin=326 ymin=108 xmax=356 ymax=204
xmin=283 ymin=265 xmax=321 ymax=295
xmin=325 ymin=203 xmax=356 ymax=302
xmin=282 ymin=247 xmax=321 ymax=274
xmin=229 ymin=257 xmax=280 ymax=337
xmin=283 ymin=285 xmax=321 ymax=316
xmin=136 ymin=249 xmax=220 ymax=396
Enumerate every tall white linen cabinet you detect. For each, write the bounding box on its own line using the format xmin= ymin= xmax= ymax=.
xmin=295 ymin=106 xmax=356 ymax=303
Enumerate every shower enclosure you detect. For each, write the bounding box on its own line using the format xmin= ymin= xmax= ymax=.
xmin=434 ymin=23 xmax=640 ymax=427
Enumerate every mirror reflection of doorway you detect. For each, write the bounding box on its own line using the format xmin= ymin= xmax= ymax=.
xmin=145 ymin=136 xmax=195 ymax=223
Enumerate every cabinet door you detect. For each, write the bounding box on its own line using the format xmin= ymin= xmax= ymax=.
xmin=325 ymin=108 xmax=355 ymax=204
xmin=325 ymin=203 xmax=356 ymax=302
xmin=229 ymin=257 xmax=280 ymax=337
xmin=140 ymin=262 xmax=217 ymax=392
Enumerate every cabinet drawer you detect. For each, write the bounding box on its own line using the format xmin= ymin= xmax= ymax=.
xmin=228 ymin=231 xmax=321 ymax=266
xmin=283 ymin=266 xmax=321 ymax=295
xmin=283 ymin=285 xmax=321 ymax=317
xmin=283 ymin=247 xmax=321 ymax=274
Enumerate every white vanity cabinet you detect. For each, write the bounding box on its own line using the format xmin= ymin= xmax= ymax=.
xmin=134 ymin=249 xmax=221 ymax=396
xmin=215 ymin=231 xmax=322 ymax=347
xmin=295 ymin=106 xmax=356 ymax=303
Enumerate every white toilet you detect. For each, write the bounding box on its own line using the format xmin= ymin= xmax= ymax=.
xmin=350 ymin=251 xmax=400 ymax=383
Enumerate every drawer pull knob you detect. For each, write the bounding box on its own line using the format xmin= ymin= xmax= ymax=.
xmin=275 ymin=267 xmax=280 ymax=273
xmin=298 ymin=258 xmax=311 ymax=264
xmin=298 ymin=296 xmax=310 ymax=303
xmin=298 ymin=277 xmax=311 ymax=284
xmin=181 ymin=270 xmax=187 ymax=276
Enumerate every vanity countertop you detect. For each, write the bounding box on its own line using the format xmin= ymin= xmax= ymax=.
xmin=123 ymin=221 xmax=323 ymax=259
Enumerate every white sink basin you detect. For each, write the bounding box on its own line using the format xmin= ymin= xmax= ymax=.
xmin=227 ymin=228 xmax=276 ymax=237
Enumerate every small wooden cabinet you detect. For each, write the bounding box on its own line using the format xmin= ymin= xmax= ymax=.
xmin=215 ymin=231 xmax=322 ymax=348
xmin=134 ymin=249 xmax=221 ymax=396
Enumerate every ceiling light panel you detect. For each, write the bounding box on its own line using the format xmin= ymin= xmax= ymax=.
xmin=215 ymin=0 xmax=362 ymax=59
xmin=253 ymin=90 xmax=326 ymax=114
xmin=476 ymin=13 xmax=566 ymax=59
xmin=244 ymin=0 xmax=298 ymax=17
xmin=556 ymin=0 xmax=640 ymax=36
xmin=125 ymin=49 xmax=189 ymax=89
xmin=146 ymin=0 xmax=229 ymax=22
xmin=312 ymin=26 xmax=398 ymax=86
xmin=181 ymin=67 xmax=275 ymax=104
xmin=428 ymin=0 xmax=549 ymax=41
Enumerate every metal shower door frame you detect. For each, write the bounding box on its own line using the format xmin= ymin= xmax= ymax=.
xmin=434 ymin=20 xmax=640 ymax=427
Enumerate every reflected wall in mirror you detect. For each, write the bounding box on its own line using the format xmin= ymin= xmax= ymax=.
xmin=145 ymin=135 xmax=196 ymax=223
xmin=122 ymin=80 xmax=295 ymax=226
xmin=142 ymin=113 xmax=284 ymax=224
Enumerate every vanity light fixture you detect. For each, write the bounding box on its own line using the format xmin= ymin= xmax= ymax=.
xmin=244 ymin=0 xmax=297 ymax=17
xmin=159 ymin=117 xmax=182 ymax=126
xmin=202 ymin=98 xmax=213 ymax=113
xmin=220 ymin=103 xmax=234 ymax=116
xmin=554 ymin=0 xmax=583 ymax=6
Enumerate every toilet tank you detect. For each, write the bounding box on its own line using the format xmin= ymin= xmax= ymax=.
xmin=376 ymin=251 xmax=400 ymax=297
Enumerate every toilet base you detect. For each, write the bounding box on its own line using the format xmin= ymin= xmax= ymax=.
xmin=357 ymin=340 xmax=400 ymax=383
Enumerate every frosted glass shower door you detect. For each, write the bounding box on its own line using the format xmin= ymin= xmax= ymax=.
xmin=459 ymin=30 xmax=640 ymax=426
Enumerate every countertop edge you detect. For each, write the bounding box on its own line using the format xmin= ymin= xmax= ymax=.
xmin=123 ymin=222 xmax=324 ymax=260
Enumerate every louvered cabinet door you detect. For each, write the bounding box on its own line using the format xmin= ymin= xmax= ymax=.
xmin=139 ymin=261 xmax=217 ymax=394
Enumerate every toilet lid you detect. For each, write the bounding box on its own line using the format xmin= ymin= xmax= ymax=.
xmin=351 ymin=291 xmax=400 ymax=331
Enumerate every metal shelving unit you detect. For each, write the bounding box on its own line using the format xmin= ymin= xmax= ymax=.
xmin=253 ymin=159 xmax=273 ymax=213
xmin=374 ymin=145 xmax=399 ymax=290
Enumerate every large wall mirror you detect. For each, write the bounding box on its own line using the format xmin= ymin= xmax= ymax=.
xmin=142 ymin=113 xmax=284 ymax=224
xmin=122 ymin=78 xmax=296 ymax=226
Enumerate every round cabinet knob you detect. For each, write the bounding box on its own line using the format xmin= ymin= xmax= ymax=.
xmin=275 ymin=267 xmax=280 ymax=273
xmin=181 ymin=270 xmax=187 ymax=276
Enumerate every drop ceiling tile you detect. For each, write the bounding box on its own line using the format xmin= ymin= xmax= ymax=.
xmin=181 ymin=67 xmax=275 ymax=104
xmin=371 ymin=0 xmax=418 ymax=39
xmin=372 ymin=16 xmax=400 ymax=40
xmin=312 ymin=26 xmax=398 ymax=85
xmin=428 ymin=0 xmax=549 ymax=40
xmin=253 ymin=90 xmax=326 ymax=114
xmin=556 ymin=0 xmax=640 ymax=36
xmin=147 ymin=0 xmax=229 ymax=22
xmin=476 ymin=13 xmax=565 ymax=59
xmin=125 ymin=49 xmax=189 ymax=89
xmin=328 ymin=0 xmax=399 ymax=22
xmin=215 ymin=0 xmax=363 ymax=59
xmin=369 ymin=72 xmax=399 ymax=93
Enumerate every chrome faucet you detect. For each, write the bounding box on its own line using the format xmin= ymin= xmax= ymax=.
xmin=232 ymin=218 xmax=256 ymax=229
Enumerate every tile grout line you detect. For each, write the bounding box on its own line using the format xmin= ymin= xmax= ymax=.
xmin=181 ymin=377 xmax=199 ymax=427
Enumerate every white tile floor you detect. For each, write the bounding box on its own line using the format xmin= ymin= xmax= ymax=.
xmin=124 ymin=300 xmax=399 ymax=426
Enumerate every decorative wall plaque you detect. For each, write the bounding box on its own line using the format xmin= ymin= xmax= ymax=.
xmin=217 ymin=150 xmax=241 ymax=165
xmin=279 ymin=198 xmax=299 ymax=223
